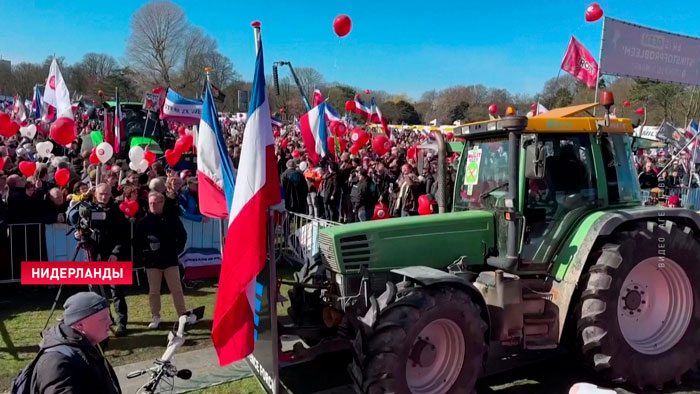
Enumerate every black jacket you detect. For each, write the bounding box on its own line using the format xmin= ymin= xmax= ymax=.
xmin=134 ymin=211 xmax=187 ymax=269
xmin=91 ymin=200 xmax=131 ymax=261
xmin=281 ymin=168 xmax=309 ymax=214
xmin=31 ymin=324 xmax=122 ymax=394
xmin=320 ymin=171 xmax=339 ymax=203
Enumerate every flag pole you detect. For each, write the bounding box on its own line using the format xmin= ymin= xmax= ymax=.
xmin=593 ymin=17 xmax=606 ymax=116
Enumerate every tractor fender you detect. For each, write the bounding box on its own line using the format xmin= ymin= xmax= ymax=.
xmin=389 ymin=266 xmax=491 ymax=338
xmin=549 ymin=206 xmax=700 ymax=340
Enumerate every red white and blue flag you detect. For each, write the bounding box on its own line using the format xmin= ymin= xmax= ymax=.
xmin=212 ymin=22 xmax=281 ymax=366
xmin=325 ymin=102 xmax=341 ymax=123
xmin=271 ymin=116 xmax=283 ymax=128
xmin=300 ymin=102 xmax=329 ymax=164
xmin=353 ymin=94 xmax=371 ymax=119
xmin=370 ymin=97 xmax=388 ymax=134
xmin=197 ymin=82 xmax=236 ymax=219
xmin=31 ymin=85 xmax=43 ymax=119
xmin=113 ymin=88 xmax=125 ymax=154
xmin=160 ymin=88 xmax=203 ymax=125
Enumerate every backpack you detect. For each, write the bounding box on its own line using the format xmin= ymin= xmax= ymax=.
xmin=11 ymin=345 xmax=84 ymax=394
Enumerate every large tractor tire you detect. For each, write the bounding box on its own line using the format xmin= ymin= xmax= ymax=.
xmin=352 ymin=285 xmax=487 ymax=394
xmin=576 ymin=220 xmax=700 ymax=390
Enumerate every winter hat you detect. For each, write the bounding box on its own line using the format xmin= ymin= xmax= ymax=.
xmin=62 ymin=292 xmax=109 ymax=326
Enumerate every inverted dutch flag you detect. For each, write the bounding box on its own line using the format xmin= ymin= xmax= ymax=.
xmin=160 ymin=88 xmax=203 ymax=125
xmin=353 ymin=94 xmax=371 ymax=119
xmin=32 ymin=86 xmax=43 ymax=119
xmin=324 ymin=102 xmax=341 ymax=123
xmin=312 ymin=89 xmax=324 ymax=107
xmin=212 ymin=21 xmax=281 ymax=367
xmin=271 ymin=116 xmax=283 ymax=128
xmin=370 ymin=97 xmax=389 ymax=134
xmin=300 ymin=102 xmax=329 ymax=164
xmin=197 ymin=82 xmax=236 ymax=218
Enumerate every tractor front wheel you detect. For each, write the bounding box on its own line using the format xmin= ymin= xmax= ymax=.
xmin=577 ymin=221 xmax=700 ymax=390
xmin=351 ymin=285 xmax=487 ymax=394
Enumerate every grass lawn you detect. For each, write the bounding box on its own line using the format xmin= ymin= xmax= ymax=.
xmin=189 ymin=378 xmax=263 ymax=394
xmin=0 ymin=279 xmax=221 ymax=392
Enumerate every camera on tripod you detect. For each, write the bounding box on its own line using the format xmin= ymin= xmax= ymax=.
xmin=67 ymin=201 xmax=107 ymax=244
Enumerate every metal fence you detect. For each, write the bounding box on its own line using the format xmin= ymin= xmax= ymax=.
xmin=277 ymin=211 xmax=339 ymax=266
xmin=0 ymin=218 xmax=224 ymax=284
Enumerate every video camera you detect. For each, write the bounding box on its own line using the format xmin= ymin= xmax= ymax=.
xmin=66 ymin=201 xmax=107 ymax=244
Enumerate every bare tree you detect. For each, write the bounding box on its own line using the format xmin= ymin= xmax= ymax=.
xmin=126 ymin=1 xmax=188 ymax=85
xmin=294 ymin=67 xmax=325 ymax=103
xmin=80 ymin=53 xmax=118 ymax=80
xmin=12 ymin=62 xmax=45 ymax=98
xmin=176 ymin=27 xmax=218 ymax=94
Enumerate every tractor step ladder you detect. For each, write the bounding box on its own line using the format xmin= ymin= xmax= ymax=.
xmin=522 ymin=293 xmax=558 ymax=350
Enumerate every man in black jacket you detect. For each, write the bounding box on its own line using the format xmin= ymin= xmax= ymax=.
xmin=31 ymin=292 xmax=122 ymax=394
xmin=134 ymin=191 xmax=188 ymax=329
xmin=79 ymin=183 xmax=131 ymax=336
xmin=281 ymin=159 xmax=309 ymax=214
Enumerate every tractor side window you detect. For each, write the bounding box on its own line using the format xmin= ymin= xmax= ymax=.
xmin=522 ymin=134 xmax=597 ymax=262
xmin=609 ymin=134 xmax=642 ymax=203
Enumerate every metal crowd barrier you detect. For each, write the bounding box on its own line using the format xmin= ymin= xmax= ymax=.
xmin=279 ymin=212 xmax=339 ymax=266
xmin=0 ymin=218 xmax=224 ymax=284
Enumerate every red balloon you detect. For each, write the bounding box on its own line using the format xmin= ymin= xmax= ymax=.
xmin=144 ymin=150 xmax=157 ymax=166
xmin=7 ymin=121 xmax=20 ymax=136
xmin=54 ymin=168 xmax=70 ymax=187
xmin=0 ymin=113 xmax=10 ymax=136
xmin=49 ymin=117 xmax=77 ymax=145
xmin=365 ymin=89 xmax=371 ymax=95
xmin=164 ymin=149 xmax=181 ymax=166
xmin=372 ymin=134 xmax=392 ymax=156
xmin=330 ymin=121 xmax=347 ymax=137
xmin=292 ymin=150 xmax=301 ymax=158
xmin=407 ymin=145 xmax=417 ymax=160
xmin=273 ymin=129 xmax=280 ymax=138
xmin=152 ymin=87 xmax=162 ymax=94
xmin=446 ymin=133 xmax=455 ymax=141
xmin=350 ymin=128 xmax=369 ymax=145
xmin=418 ymin=194 xmax=432 ymax=216
xmin=81 ymin=113 xmax=88 ymax=120
xmin=89 ymin=148 xmax=100 ymax=164
xmin=371 ymin=202 xmax=390 ymax=220
xmin=280 ymin=138 xmax=289 ymax=150
xmin=333 ymin=14 xmax=352 ymax=37
xmin=345 ymin=100 xmax=355 ymax=112
xmin=19 ymin=161 xmax=36 ymax=178
xmin=488 ymin=103 xmax=498 ymax=115
xmin=174 ymin=135 xmax=193 ymax=153
xmin=636 ymin=107 xmax=645 ymax=115
xmin=177 ymin=126 xmax=187 ymax=137
xmin=327 ymin=136 xmax=347 ymax=158
xmin=585 ymin=3 xmax=603 ymax=22
xmin=623 ymin=100 xmax=631 ymax=107
xmin=119 ymin=200 xmax=139 ymax=218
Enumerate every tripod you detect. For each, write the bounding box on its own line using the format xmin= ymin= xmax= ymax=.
xmin=42 ymin=238 xmax=113 ymax=332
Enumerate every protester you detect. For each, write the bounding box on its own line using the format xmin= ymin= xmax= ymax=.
xmin=638 ymin=161 xmax=659 ymax=189
xmin=76 ymin=183 xmax=131 ymax=336
xmin=281 ymin=159 xmax=309 ymax=214
xmin=134 ymin=191 xmax=188 ymax=329
xmin=30 ymin=292 xmax=122 ymax=394
xmin=179 ymin=177 xmax=206 ymax=221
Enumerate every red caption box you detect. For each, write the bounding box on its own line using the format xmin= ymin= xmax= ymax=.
xmin=21 ymin=262 xmax=133 ymax=285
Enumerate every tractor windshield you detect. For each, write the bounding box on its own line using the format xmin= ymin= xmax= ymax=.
xmin=454 ymin=138 xmax=510 ymax=210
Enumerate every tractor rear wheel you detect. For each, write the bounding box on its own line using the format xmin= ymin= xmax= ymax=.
xmin=576 ymin=221 xmax=700 ymax=390
xmin=352 ymin=286 xmax=487 ymax=394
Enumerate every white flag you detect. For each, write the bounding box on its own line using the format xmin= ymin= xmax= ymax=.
xmin=429 ymin=118 xmax=437 ymax=126
xmin=43 ymin=58 xmax=73 ymax=119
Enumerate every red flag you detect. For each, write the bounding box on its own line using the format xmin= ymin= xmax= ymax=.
xmin=312 ymin=89 xmax=324 ymax=107
xmin=560 ymin=36 xmax=599 ymax=89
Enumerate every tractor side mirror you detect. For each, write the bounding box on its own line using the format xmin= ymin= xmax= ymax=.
xmin=525 ymin=143 xmax=546 ymax=179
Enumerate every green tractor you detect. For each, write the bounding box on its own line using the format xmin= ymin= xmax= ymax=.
xmin=281 ymin=100 xmax=700 ymax=393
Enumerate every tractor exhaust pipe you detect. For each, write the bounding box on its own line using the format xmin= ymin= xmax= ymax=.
xmin=431 ymin=129 xmax=447 ymax=213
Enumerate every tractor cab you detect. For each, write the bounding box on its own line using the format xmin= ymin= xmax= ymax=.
xmin=451 ymin=102 xmax=640 ymax=272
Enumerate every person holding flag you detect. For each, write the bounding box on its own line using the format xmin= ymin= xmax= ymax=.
xmin=212 ymin=21 xmax=281 ymax=366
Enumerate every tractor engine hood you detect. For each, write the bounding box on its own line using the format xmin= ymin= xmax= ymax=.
xmin=318 ymin=211 xmax=495 ymax=275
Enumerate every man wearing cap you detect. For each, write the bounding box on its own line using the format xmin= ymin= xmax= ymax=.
xmin=31 ymin=292 xmax=122 ymax=394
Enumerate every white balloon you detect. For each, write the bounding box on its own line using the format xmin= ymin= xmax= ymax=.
xmin=20 ymin=124 xmax=37 ymax=140
xmin=138 ymin=159 xmax=149 ymax=173
xmin=36 ymin=141 xmax=53 ymax=158
xmin=129 ymin=161 xmax=139 ymax=172
xmin=129 ymin=146 xmax=145 ymax=162
xmin=96 ymin=142 xmax=114 ymax=164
